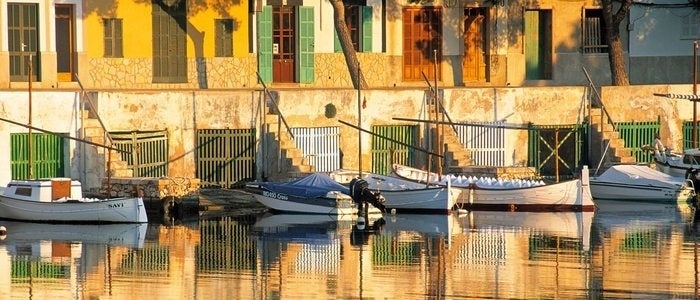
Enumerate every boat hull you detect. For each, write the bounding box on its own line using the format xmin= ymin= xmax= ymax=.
xmin=246 ymin=187 xmax=365 ymax=215
xmin=459 ymin=179 xmax=595 ymax=212
xmin=391 ymin=164 xmax=595 ymax=212
xmin=0 ymin=196 xmax=148 ymax=223
xmin=589 ymin=181 xmax=694 ymax=202
xmin=379 ymin=187 xmax=459 ymax=214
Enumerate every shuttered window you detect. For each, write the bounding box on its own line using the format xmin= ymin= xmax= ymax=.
xmin=582 ymin=9 xmax=608 ymax=54
xmin=334 ymin=4 xmax=372 ymax=53
xmin=103 ymin=18 xmax=123 ymax=57
xmin=215 ymin=19 xmax=233 ymax=57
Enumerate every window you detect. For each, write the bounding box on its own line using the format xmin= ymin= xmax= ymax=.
xmin=334 ymin=1 xmax=372 ymax=53
xmin=582 ymin=9 xmax=608 ymax=54
xmin=8 ymin=3 xmax=39 ymax=81
xmin=681 ymin=11 xmax=700 ymax=39
xmin=103 ymin=18 xmax=123 ymax=57
xmin=215 ymin=19 xmax=233 ymax=57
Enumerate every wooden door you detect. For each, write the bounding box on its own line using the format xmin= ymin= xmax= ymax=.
xmin=273 ymin=6 xmax=295 ymax=83
xmin=402 ymin=7 xmax=442 ymax=81
xmin=55 ymin=4 xmax=74 ymax=82
xmin=462 ymin=8 xmax=487 ymax=83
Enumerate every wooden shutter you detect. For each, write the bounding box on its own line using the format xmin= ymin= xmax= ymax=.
xmin=298 ymin=6 xmax=315 ymax=83
xmin=257 ymin=6 xmax=273 ymax=83
xmin=361 ymin=6 xmax=372 ymax=52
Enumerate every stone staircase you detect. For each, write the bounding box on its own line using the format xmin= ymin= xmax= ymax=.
xmin=587 ymin=107 xmax=637 ymax=173
xmin=262 ymin=113 xmax=314 ymax=182
xmin=425 ymin=103 xmax=473 ymax=174
xmin=77 ymin=109 xmax=133 ymax=192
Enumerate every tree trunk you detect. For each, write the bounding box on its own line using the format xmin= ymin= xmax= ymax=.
xmin=602 ymin=0 xmax=631 ymax=86
xmin=329 ymin=0 xmax=368 ymax=89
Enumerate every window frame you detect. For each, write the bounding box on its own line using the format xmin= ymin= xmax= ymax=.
xmin=103 ymin=18 xmax=123 ymax=58
xmin=215 ymin=18 xmax=234 ymax=57
xmin=582 ymin=8 xmax=608 ymax=54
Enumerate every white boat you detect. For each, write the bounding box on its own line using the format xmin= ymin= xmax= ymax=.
xmin=590 ymin=164 xmax=696 ymax=202
xmin=652 ymin=147 xmax=700 ymax=178
xmin=329 ymin=169 xmax=460 ymax=214
xmin=244 ymin=172 xmax=384 ymax=215
xmin=0 ymin=178 xmax=148 ymax=223
xmin=391 ymin=163 xmax=595 ymax=212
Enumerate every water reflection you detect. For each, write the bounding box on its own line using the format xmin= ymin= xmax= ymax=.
xmin=1 ymin=202 xmax=700 ymax=299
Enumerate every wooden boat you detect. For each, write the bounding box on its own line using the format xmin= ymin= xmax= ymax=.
xmin=244 ymin=172 xmax=384 ymax=215
xmin=0 ymin=178 xmax=148 ymax=223
xmin=328 ymin=169 xmax=461 ymax=214
xmin=391 ymin=164 xmax=595 ymax=212
xmin=590 ymin=164 xmax=696 ymax=202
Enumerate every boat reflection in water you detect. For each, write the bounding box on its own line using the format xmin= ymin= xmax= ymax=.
xmin=4 ymin=201 xmax=700 ymax=298
xmin=0 ymin=221 xmax=147 ymax=299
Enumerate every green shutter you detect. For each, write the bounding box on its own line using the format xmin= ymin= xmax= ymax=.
xmin=334 ymin=26 xmax=341 ymax=53
xmin=298 ymin=6 xmax=315 ymax=83
xmin=257 ymin=6 xmax=272 ymax=84
xmin=361 ymin=6 xmax=372 ymax=52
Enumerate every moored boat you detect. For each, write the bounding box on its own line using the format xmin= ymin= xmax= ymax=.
xmin=590 ymin=164 xmax=696 ymax=202
xmin=244 ymin=172 xmax=385 ymax=215
xmin=0 ymin=178 xmax=148 ymax=223
xmin=329 ymin=169 xmax=460 ymax=214
xmin=391 ymin=164 xmax=595 ymax=212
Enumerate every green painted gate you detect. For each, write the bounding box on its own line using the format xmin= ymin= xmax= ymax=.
xmin=111 ymin=130 xmax=169 ymax=177
xmin=11 ymin=133 xmax=65 ymax=180
xmin=197 ymin=129 xmax=256 ymax=188
xmin=527 ymin=124 xmax=587 ymax=179
xmin=371 ymin=125 xmax=418 ymax=175
xmin=615 ymin=119 xmax=660 ymax=163
xmin=682 ymin=121 xmax=700 ymax=150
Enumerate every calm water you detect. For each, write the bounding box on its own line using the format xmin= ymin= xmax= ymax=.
xmin=2 ymin=200 xmax=700 ymax=299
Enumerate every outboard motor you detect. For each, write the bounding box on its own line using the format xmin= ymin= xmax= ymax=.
xmin=349 ymin=178 xmax=386 ymax=213
xmin=686 ymin=168 xmax=700 ymax=206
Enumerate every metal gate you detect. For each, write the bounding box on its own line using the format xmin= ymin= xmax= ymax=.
xmin=616 ymin=119 xmax=660 ymax=164
xmin=527 ymin=124 xmax=587 ymax=179
xmin=10 ymin=133 xmax=65 ymax=179
xmin=291 ymin=126 xmax=340 ymax=172
xmin=371 ymin=125 xmax=418 ymax=175
xmin=197 ymin=129 xmax=256 ymax=188
xmin=111 ymin=130 xmax=169 ymax=177
xmin=455 ymin=121 xmax=506 ymax=166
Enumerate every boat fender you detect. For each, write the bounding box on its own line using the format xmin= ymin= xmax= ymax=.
xmin=0 ymin=225 xmax=6 ymax=240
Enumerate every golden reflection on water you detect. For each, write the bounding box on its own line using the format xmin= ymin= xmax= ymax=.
xmin=1 ymin=201 xmax=699 ymax=299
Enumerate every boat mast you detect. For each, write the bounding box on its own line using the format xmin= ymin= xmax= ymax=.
xmin=26 ymin=43 xmax=33 ymax=180
xmin=357 ymin=60 xmax=362 ymax=178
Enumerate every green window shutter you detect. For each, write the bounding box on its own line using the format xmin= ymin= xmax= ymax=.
xmin=298 ymin=6 xmax=315 ymax=83
xmin=257 ymin=6 xmax=273 ymax=84
xmin=361 ymin=6 xmax=372 ymax=52
xmin=334 ymin=26 xmax=341 ymax=53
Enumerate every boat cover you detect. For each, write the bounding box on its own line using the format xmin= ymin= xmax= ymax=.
xmin=258 ymin=173 xmax=350 ymax=198
xmin=595 ymin=165 xmax=686 ymax=188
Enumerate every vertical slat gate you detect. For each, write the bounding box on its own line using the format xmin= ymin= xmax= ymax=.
xmin=197 ymin=129 xmax=256 ymax=188
xmin=111 ymin=130 xmax=169 ymax=177
xmin=370 ymin=125 xmax=417 ymax=175
xmin=291 ymin=126 xmax=340 ymax=172
xmin=455 ymin=121 xmax=506 ymax=166
xmin=615 ymin=119 xmax=660 ymax=163
xmin=682 ymin=121 xmax=700 ymax=151
xmin=10 ymin=133 xmax=65 ymax=179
